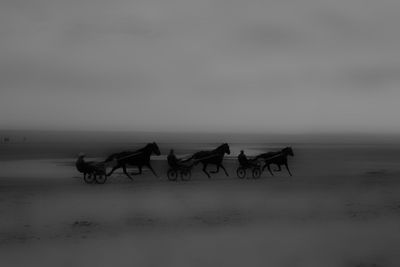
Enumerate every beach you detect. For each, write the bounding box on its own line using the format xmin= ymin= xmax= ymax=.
xmin=1 ymin=140 xmax=400 ymax=267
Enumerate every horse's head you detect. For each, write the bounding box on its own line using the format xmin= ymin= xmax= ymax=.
xmin=150 ymin=142 xmax=161 ymax=156
xmin=219 ymin=143 xmax=230 ymax=155
xmin=283 ymin=147 xmax=294 ymax=156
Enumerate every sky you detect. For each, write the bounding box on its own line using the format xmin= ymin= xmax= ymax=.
xmin=1 ymin=0 xmax=400 ymax=134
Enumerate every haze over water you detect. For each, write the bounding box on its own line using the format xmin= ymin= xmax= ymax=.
xmin=1 ymin=0 xmax=400 ymax=134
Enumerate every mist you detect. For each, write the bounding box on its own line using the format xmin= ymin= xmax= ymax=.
xmin=1 ymin=0 xmax=400 ymax=133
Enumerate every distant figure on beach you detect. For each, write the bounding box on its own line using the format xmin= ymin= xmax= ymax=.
xmin=256 ymin=147 xmax=294 ymax=176
xmin=105 ymin=142 xmax=161 ymax=180
xmin=189 ymin=143 xmax=230 ymax=178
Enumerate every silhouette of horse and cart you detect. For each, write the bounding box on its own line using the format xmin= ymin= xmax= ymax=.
xmin=236 ymin=147 xmax=294 ymax=179
xmin=166 ymin=143 xmax=231 ymax=181
xmin=76 ymin=142 xmax=161 ymax=184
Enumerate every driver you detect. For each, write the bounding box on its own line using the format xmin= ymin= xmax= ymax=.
xmin=167 ymin=149 xmax=181 ymax=168
xmin=238 ymin=150 xmax=250 ymax=167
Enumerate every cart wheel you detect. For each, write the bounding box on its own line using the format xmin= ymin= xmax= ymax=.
xmin=84 ymin=173 xmax=95 ymax=184
xmin=181 ymin=169 xmax=191 ymax=181
xmin=95 ymin=174 xmax=107 ymax=184
xmin=252 ymin=167 xmax=261 ymax=179
xmin=167 ymin=169 xmax=178 ymax=181
xmin=236 ymin=167 xmax=246 ymax=179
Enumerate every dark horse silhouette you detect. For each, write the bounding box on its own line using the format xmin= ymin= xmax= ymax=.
xmin=105 ymin=142 xmax=161 ymax=180
xmin=190 ymin=143 xmax=230 ymax=178
xmin=255 ymin=147 xmax=294 ymax=176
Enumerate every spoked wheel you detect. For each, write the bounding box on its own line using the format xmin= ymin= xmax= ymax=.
xmin=236 ymin=167 xmax=246 ymax=179
xmin=181 ymin=169 xmax=192 ymax=181
xmin=167 ymin=169 xmax=178 ymax=181
xmin=95 ymin=174 xmax=107 ymax=184
xmin=252 ymin=167 xmax=261 ymax=179
xmin=84 ymin=174 xmax=95 ymax=184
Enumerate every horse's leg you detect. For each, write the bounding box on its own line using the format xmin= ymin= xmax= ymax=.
xmin=274 ymin=164 xmax=282 ymax=172
xmin=130 ymin=166 xmax=142 ymax=175
xmin=261 ymin=162 xmax=268 ymax=172
xmin=285 ymin=163 xmax=292 ymax=176
xmin=264 ymin=163 xmax=274 ymax=176
xmin=267 ymin=164 xmax=274 ymax=176
xmin=219 ymin=164 xmax=229 ymax=176
xmin=107 ymin=165 xmax=120 ymax=176
xmin=146 ymin=163 xmax=159 ymax=177
xmin=210 ymin=164 xmax=220 ymax=173
xmin=202 ymin=163 xmax=211 ymax=178
xmin=122 ymin=165 xmax=133 ymax=180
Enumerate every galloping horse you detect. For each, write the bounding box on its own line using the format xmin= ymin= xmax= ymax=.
xmin=105 ymin=142 xmax=161 ymax=180
xmin=255 ymin=147 xmax=294 ymax=176
xmin=190 ymin=143 xmax=230 ymax=178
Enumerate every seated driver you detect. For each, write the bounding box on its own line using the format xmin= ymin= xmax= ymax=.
xmin=238 ymin=150 xmax=250 ymax=167
xmin=238 ymin=150 xmax=258 ymax=168
xmin=167 ymin=149 xmax=181 ymax=168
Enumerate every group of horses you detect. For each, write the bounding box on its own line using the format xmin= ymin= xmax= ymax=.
xmin=76 ymin=142 xmax=294 ymax=184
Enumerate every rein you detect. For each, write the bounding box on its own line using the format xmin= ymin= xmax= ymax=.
xmin=117 ymin=150 xmax=147 ymax=161
xmin=197 ymin=150 xmax=225 ymax=161
xmin=263 ymin=151 xmax=285 ymax=160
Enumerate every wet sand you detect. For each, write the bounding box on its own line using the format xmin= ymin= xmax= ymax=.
xmin=1 ymin=144 xmax=400 ymax=266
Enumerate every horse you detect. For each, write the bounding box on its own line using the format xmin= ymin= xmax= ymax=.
xmin=190 ymin=143 xmax=230 ymax=178
xmin=105 ymin=142 xmax=161 ymax=180
xmin=255 ymin=147 xmax=294 ymax=176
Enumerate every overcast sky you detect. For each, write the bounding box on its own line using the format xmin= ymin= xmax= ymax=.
xmin=1 ymin=0 xmax=400 ymax=133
